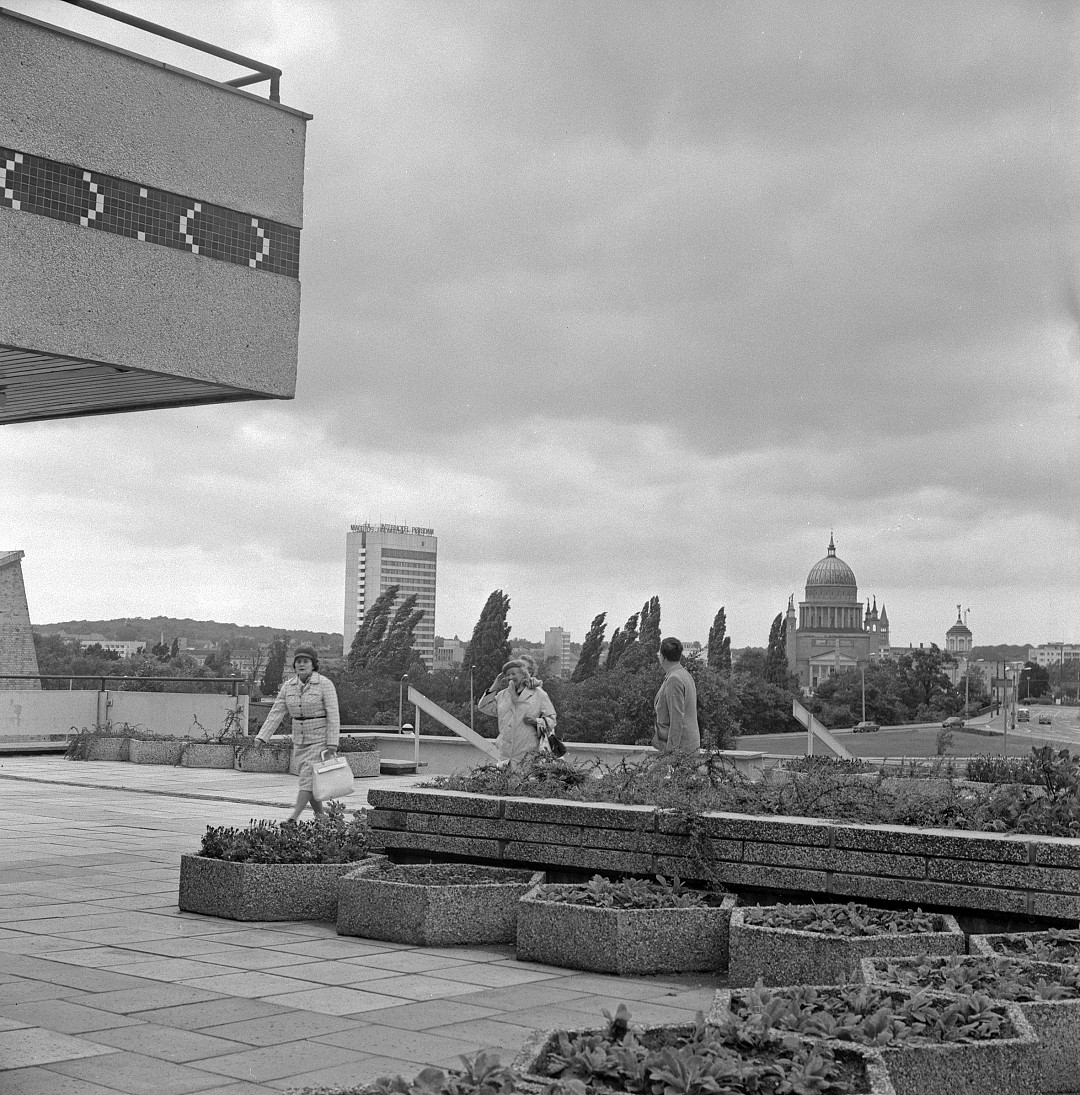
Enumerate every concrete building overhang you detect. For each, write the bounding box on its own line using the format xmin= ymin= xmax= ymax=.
xmin=0 ymin=5 xmax=310 ymax=425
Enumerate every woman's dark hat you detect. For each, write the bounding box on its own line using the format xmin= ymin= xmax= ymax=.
xmin=292 ymin=644 xmax=320 ymax=670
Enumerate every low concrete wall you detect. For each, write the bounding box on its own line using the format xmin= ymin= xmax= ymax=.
xmin=369 ymin=787 xmax=1080 ymax=921
xmin=357 ymin=731 xmax=654 ymax=775
xmin=0 ymin=690 xmax=96 ymax=742
xmin=0 ymin=690 xmax=247 ymax=742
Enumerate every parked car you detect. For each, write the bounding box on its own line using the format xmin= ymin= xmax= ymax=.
xmin=853 ymin=721 xmax=879 ymax=734
xmin=1038 ymin=712 xmax=1052 ymax=725
xmin=941 ymin=716 xmax=965 ymax=729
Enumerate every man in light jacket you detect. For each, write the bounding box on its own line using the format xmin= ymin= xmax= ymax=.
xmin=652 ymin=636 xmax=700 ymax=753
xmin=477 ymin=659 xmax=557 ymax=765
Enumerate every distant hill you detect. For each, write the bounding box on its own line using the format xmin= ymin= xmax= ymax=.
xmin=970 ymin=644 xmax=1032 ymax=662
xmin=34 ymin=617 xmax=343 ymax=655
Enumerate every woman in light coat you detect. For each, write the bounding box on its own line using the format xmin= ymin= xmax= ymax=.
xmin=254 ymin=644 xmax=340 ymax=820
xmin=477 ymin=658 xmax=557 ymax=765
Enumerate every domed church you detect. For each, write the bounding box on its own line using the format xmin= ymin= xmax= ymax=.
xmin=784 ymin=535 xmax=891 ymax=692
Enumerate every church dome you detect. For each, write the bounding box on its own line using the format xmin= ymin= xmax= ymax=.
xmin=947 ymin=607 xmax=971 ymax=638
xmin=806 ymin=535 xmax=856 ymax=588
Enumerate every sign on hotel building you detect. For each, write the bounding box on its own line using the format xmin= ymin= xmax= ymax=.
xmin=785 ymin=536 xmax=891 ymax=692
xmin=0 ymin=5 xmax=309 ymax=423
xmin=344 ymin=524 xmax=438 ymax=669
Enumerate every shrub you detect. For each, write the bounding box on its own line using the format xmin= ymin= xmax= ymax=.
xmin=198 ymin=803 xmax=370 ymax=864
xmin=741 ymin=902 xmax=941 ymax=937
xmin=426 ymin=746 xmax=1080 ymax=838
xmin=728 ymin=981 xmax=1014 ymax=1046
xmin=540 ymin=1004 xmax=870 ymax=1095
xmin=337 ymin=735 xmax=377 ymax=753
xmin=966 ymin=754 xmax=1042 ymax=785
xmin=868 ymin=954 xmax=1080 ymax=1001
xmin=987 ymin=929 xmax=1080 ymax=963
xmin=536 ymin=874 xmax=725 ymax=910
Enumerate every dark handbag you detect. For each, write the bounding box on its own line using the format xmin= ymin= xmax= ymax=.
xmin=537 ymin=717 xmax=567 ymax=758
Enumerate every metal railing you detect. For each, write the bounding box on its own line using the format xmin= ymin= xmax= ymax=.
xmin=59 ymin=0 xmax=283 ymax=101
xmin=0 ymin=674 xmax=244 ymax=696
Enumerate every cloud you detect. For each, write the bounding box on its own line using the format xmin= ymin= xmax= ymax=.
xmin=2 ymin=0 xmax=1077 ymax=648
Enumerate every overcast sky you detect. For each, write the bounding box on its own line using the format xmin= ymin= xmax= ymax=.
xmin=2 ymin=0 xmax=1078 ymax=649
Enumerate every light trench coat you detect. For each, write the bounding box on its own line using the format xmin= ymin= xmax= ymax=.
xmin=477 ymin=681 xmax=557 ymax=764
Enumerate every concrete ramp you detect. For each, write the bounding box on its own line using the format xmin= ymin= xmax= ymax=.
xmin=407 ymin=687 xmax=502 ymax=762
xmin=791 ymin=699 xmax=853 ymax=759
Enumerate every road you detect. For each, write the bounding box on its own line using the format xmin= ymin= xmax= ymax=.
xmin=738 ymin=705 xmax=1080 ymax=758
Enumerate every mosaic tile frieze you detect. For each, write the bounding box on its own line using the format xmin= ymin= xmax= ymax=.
xmin=0 ymin=147 xmax=299 ymax=278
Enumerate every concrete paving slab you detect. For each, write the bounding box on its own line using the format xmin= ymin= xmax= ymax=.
xmin=0 ymin=1026 xmax=118 ymax=1068
xmin=196 ymin=1010 xmax=364 ymax=1047
xmin=46 ymin=1049 xmax=229 ymax=1094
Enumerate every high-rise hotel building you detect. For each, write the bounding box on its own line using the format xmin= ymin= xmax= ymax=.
xmin=344 ymin=524 xmax=437 ymax=668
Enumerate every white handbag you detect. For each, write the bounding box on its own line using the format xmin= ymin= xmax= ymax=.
xmin=311 ymin=748 xmax=355 ymax=802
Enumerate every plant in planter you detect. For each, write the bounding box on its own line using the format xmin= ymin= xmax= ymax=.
xmin=970 ymin=928 xmax=1080 ymax=966
xmin=65 ymin=724 xmax=134 ymax=762
xmin=861 ymin=953 xmax=1080 ymax=1094
xmin=516 ymin=874 xmax=735 ymax=975
xmin=128 ymin=731 xmax=187 ymax=766
xmin=336 ymin=734 xmax=381 ymax=777
xmin=290 ymin=1049 xmax=521 ymax=1095
xmin=728 ymin=902 xmax=965 ymax=987
xmin=180 ymin=706 xmax=248 ymax=769
xmin=515 ymin=1002 xmax=893 ymax=1095
xmin=338 ymin=861 xmax=542 ymax=946
xmin=710 ymin=981 xmax=1040 ymax=1095
xmin=179 ymin=803 xmax=381 ymax=921
xmin=234 ymin=736 xmax=292 ymax=773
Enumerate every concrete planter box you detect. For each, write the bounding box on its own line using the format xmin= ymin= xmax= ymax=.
xmin=342 ymin=750 xmax=380 ymax=778
xmin=514 ymin=1021 xmax=895 ymax=1095
xmin=128 ymin=738 xmax=184 ymax=765
xmin=728 ymin=904 xmax=964 ymax=987
xmin=178 ymin=853 xmax=384 ymax=921
xmin=367 ymin=786 xmax=1080 ymax=919
xmin=337 ymin=862 xmax=542 ymax=946
xmin=234 ymin=743 xmax=292 ymax=773
xmin=80 ymin=736 xmax=130 ymax=761
xmin=860 ymin=954 xmax=1080 ymax=1094
xmin=181 ymin=742 xmax=236 ymax=769
xmin=710 ymin=987 xmax=1040 ymax=1095
xmin=516 ymin=883 xmax=736 ymax=975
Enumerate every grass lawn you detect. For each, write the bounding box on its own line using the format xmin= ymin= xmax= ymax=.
xmin=738 ymin=726 xmax=1065 ymax=759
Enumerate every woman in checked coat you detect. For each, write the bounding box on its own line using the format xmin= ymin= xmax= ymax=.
xmin=254 ymin=644 xmax=340 ymax=820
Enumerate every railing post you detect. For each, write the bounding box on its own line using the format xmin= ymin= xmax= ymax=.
xmin=414 ymin=704 xmax=420 ymax=769
xmin=398 ymin=674 xmax=408 ymax=732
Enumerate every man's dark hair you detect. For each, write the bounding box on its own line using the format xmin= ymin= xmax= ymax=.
xmin=659 ymin=636 xmax=683 ymax=663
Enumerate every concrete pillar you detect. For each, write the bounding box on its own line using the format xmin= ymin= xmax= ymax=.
xmin=0 ymin=551 xmax=40 ymax=689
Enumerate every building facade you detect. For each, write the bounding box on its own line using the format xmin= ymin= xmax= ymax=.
xmin=344 ymin=524 xmax=437 ymax=668
xmin=785 ymin=536 xmax=891 ymax=692
xmin=1027 ymin=643 xmax=1080 ymax=667
xmin=544 ymin=627 xmax=572 ymax=678
xmin=434 ymin=638 xmax=465 ymax=673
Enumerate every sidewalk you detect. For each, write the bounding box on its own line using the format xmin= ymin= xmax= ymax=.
xmin=0 ymin=756 xmax=716 ymax=1094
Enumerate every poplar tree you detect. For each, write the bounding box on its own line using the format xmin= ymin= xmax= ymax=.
xmin=571 ymin=612 xmax=606 ymax=683
xmin=764 ymin=612 xmax=790 ymax=685
xmin=464 ymin=590 xmax=512 ymax=690
xmin=261 ymin=634 xmax=290 ymax=695
xmin=376 ymin=594 xmax=426 ymax=678
xmin=708 ymin=607 xmax=732 ymax=674
xmin=605 ymin=611 xmax=639 ymax=672
xmin=348 ymin=586 xmax=398 ymax=672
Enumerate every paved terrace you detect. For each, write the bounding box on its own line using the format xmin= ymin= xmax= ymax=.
xmin=0 ymin=756 xmax=715 ymax=1094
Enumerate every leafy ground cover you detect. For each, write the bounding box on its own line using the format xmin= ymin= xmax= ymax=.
xmin=366 ymin=862 xmax=532 ymax=885
xmin=741 ymin=903 xmax=940 ymax=937
xmin=984 ymin=929 xmax=1080 ymax=964
xmin=534 ymin=1004 xmax=868 ymax=1095
xmin=865 ymin=954 xmax=1080 ymax=1002
xmin=198 ymin=802 xmax=370 ymax=864
xmin=536 ymin=874 xmax=726 ymax=910
xmin=427 ymin=746 xmax=1080 ymax=837
xmin=727 ymin=982 xmax=1015 ymax=1047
